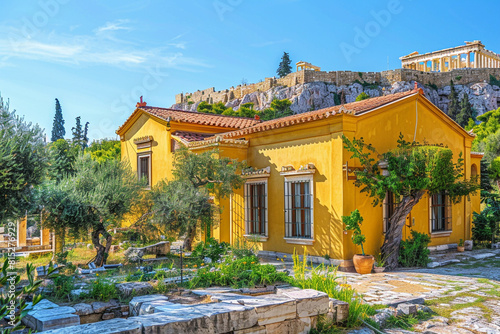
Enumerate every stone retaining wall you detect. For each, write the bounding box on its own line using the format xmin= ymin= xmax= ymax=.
xmin=39 ymin=288 xmax=347 ymax=334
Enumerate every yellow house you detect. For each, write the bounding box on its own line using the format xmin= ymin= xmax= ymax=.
xmin=117 ymin=89 xmax=481 ymax=269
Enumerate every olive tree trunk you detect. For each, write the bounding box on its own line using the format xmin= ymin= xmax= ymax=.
xmin=381 ymin=191 xmax=425 ymax=269
xmin=182 ymin=225 xmax=197 ymax=251
xmin=91 ymin=224 xmax=112 ymax=267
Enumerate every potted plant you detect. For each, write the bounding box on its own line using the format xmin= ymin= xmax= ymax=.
xmin=343 ymin=209 xmax=374 ymax=274
xmin=457 ymin=239 xmax=465 ymax=252
xmin=373 ymin=253 xmax=386 ymax=273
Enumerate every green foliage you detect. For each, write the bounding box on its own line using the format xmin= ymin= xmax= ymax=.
xmin=72 ymin=116 xmax=89 ymax=150
xmin=85 ymin=139 xmax=121 ymax=162
xmin=1 ymin=258 xmax=57 ymax=333
xmin=472 ymin=191 xmax=500 ymax=246
xmin=87 ymin=278 xmax=118 ymax=301
xmin=398 ymin=230 xmax=431 ymax=267
xmin=149 ymin=147 xmax=244 ymax=250
xmin=0 ymin=96 xmax=47 ymax=222
xmin=191 ymin=237 xmax=229 ymax=262
xmin=333 ymin=92 xmax=341 ymax=105
xmin=47 ymin=139 xmax=79 ymax=182
xmin=456 ymin=93 xmax=476 ymax=128
xmin=385 ymin=311 xmax=433 ymax=330
xmin=276 ymin=51 xmax=292 ymax=78
xmin=289 ymin=249 xmax=375 ymax=327
xmin=49 ymin=275 xmax=75 ymax=300
xmin=198 ymin=99 xmax=294 ymax=121
xmin=342 ymin=209 xmax=366 ymax=256
xmin=447 ymin=80 xmax=460 ymax=121
xmin=342 ymin=134 xmax=478 ymax=207
xmin=51 ymin=98 xmax=66 ymax=141
xmin=355 ymin=92 xmax=370 ymax=102
xmin=309 ymin=315 xmax=342 ymax=333
xmin=490 ymin=74 xmax=500 ymax=87
xmin=189 ymin=256 xmax=288 ymax=288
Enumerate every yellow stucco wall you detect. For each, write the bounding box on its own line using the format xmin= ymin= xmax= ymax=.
xmin=119 ymin=94 xmax=481 ymax=260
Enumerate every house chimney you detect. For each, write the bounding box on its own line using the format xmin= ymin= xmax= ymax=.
xmin=136 ymin=96 xmax=147 ymax=107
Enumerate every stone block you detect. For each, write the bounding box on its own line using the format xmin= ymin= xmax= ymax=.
xmin=224 ymin=295 xmax=296 ymax=326
xmin=73 ymin=303 xmax=93 ymax=316
xmin=194 ymin=302 xmax=259 ymax=331
xmin=80 ymin=313 xmax=102 ymax=324
xmin=128 ymin=312 xmax=214 ymax=334
xmin=139 ymin=300 xmax=174 ymax=315
xmin=470 ymin=252 xmax=496 ymax=260
xmin=265 ymin=317 xmax=313 ymax=334
xmin=396 ymin=303 xmax=417 ymax=316
xmin=129 ymin=294 xmax=169 ymax=316
xmin=234 ymin=325 xmax=267 ymax=334
xmin=329 ymin=299 xmax=349 ymax=323
xmin=427 ymin=261 xmax=441 ymax=268
xmin=436 ymin=244 xmax=449 ymax=251
xmin=102 ymin=312 xmax=115 ymax=320
xmin=387 ymin=297 xmax=424 ymax=308
xmin=92 ymin=300 xmax=118 ymax=313
xmin=22 ymin=306 xmax=79 ymax=332
xmin=277 ymin=288 xmax=329 ymax=317
xmin=116 ymin=281 xmax=153 ymax=296
xmin=41 ymin=318 xmax=142 ymax=334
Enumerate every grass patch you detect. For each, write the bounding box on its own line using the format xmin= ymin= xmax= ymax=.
xmin=426 ymin=292 xmax=494 ymax=322
xmin=385 ymin=311 xmax=433 ymax=330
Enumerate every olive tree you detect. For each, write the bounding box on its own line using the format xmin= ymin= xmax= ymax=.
xmin=148 ymin=147 xmax=244 ymax=251
xmin=343 ymin=134 xmax=479 ymax=269
xmin=38 ymin=155 xmax=142 ymax=266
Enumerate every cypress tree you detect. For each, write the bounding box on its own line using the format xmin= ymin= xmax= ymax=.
xmin=447 ymin=80 xmax=460 ymax=121
xmin=51 ymin=98 xmax=65 ymax=141
xmin=72 ymin=116 xmax=83 ymax=147
xmin=83 ymin=122 xmax=90 ymax=149
xmin=456 ymin=93 xmax=476 ymax=128
xmin=276 ymin=52 xmax=292 ymax=78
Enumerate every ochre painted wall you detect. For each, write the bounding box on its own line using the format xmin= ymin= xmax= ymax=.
xmin=119 ymin=95 xmax=480 ymax=261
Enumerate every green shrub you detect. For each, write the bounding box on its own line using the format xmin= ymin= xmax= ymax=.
xmin=355 ymin=92 xmax=370 ymax=102
xmin=398 ymin=230 xmax=431 ymax=267
xmin=289 ymin=249 xmax=375 ymax=327
xmin=47 ymin=274 xmax=75 ymax=300
xmin=342 ymin=209 xmax=366 ymax=256
xmin=191 ymin=237 xmax=229 ymax=262
xmin=490 ymin=74 xmax=500 ymax=87
xmin=87 ymin=278 xmax=118 ymax=301
xmin=189 ymin=256 xmax=288 ymax=289
xmin=309 ymin=314 xmax=342 ymax=333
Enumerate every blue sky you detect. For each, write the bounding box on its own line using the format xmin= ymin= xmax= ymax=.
xmin=1 ymin=0 xmax=499 ymax=140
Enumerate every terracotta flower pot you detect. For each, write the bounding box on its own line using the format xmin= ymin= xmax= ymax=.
xmin=457 ymin=246 xmax=465 ymax=252
xmin=353 ymin=254 xmax=375 ymax=275
xmin=373 ymin=266 xmax=385 ymax=273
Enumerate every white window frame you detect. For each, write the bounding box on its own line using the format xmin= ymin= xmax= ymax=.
xmin=137 ymin=151 xmax=152 ymax=189
xmin=244 ymin=178 xmax=268 ymax=242
xmin=283 ymin=174 xmax=314 ymax=245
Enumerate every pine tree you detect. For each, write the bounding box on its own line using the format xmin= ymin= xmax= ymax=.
xmin=51 ymin=98 xmax=65 ymax=142
xmin=72 ymin=116 xmax=83 ymax=147
xmin=276 ymin=52 xmax=292 ymax=78
xmin=83 ymin=122 xmax=89 ymax=149
xmin=456 ymin=93 xmax=476 ymax=128
xmin=447 ymin=80 xmax=460 ymax=121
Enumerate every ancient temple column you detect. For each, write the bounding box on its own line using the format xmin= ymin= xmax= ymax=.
xmin=466 ymin=52 xmax=471 ymax=68
xmin=440 ymin=57 xmax=445 ymax=72
xmin=424 ymin=61 xmax=428 ymax=72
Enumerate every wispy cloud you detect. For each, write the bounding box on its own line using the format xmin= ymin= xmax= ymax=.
xmin=251 ymin=38 xmax=292 ymax=48
xmin=0 ymin=24 xmax=206 ymax=71
xmin=95 ymin=19 xmax=132 ymax=34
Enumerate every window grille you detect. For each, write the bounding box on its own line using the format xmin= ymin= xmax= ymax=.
xmin=244 ymin=182 xmax=267 ymax=235
xmin=430 ymin=192 xmax=452 ymax=232
xmin=284 ymin=179 xmax=312 ymax=239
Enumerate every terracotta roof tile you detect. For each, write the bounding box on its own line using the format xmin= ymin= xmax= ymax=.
xmin=142 ymin=107 xmax=259 ymax=129
xmin=171 ymin=131 xmax=212 ymax=142
xmin=212 ymin=89 xmax=420 ymax=139
xmin=116 ymin=106 xmax=260 ymax=134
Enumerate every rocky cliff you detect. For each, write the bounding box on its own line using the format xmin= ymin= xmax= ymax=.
xmin=171 ymin=81 xmax=500 ymax=116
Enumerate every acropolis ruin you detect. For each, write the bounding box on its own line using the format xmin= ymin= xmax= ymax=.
xmin=400 ymin=40 xmax=500 ymax=72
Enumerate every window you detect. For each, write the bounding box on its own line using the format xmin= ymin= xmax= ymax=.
xmin=137 ymin=153 xmax=151 ymax=188
xmin=285 ymin=176 xmax=313 ymax=240
xmin=383 ymin=191 xmax=399 ymax=232
xmin=244 ymin=180 xmax=267 ymax=236
xmin=430 ymin=192 xmax=452 ymax=232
